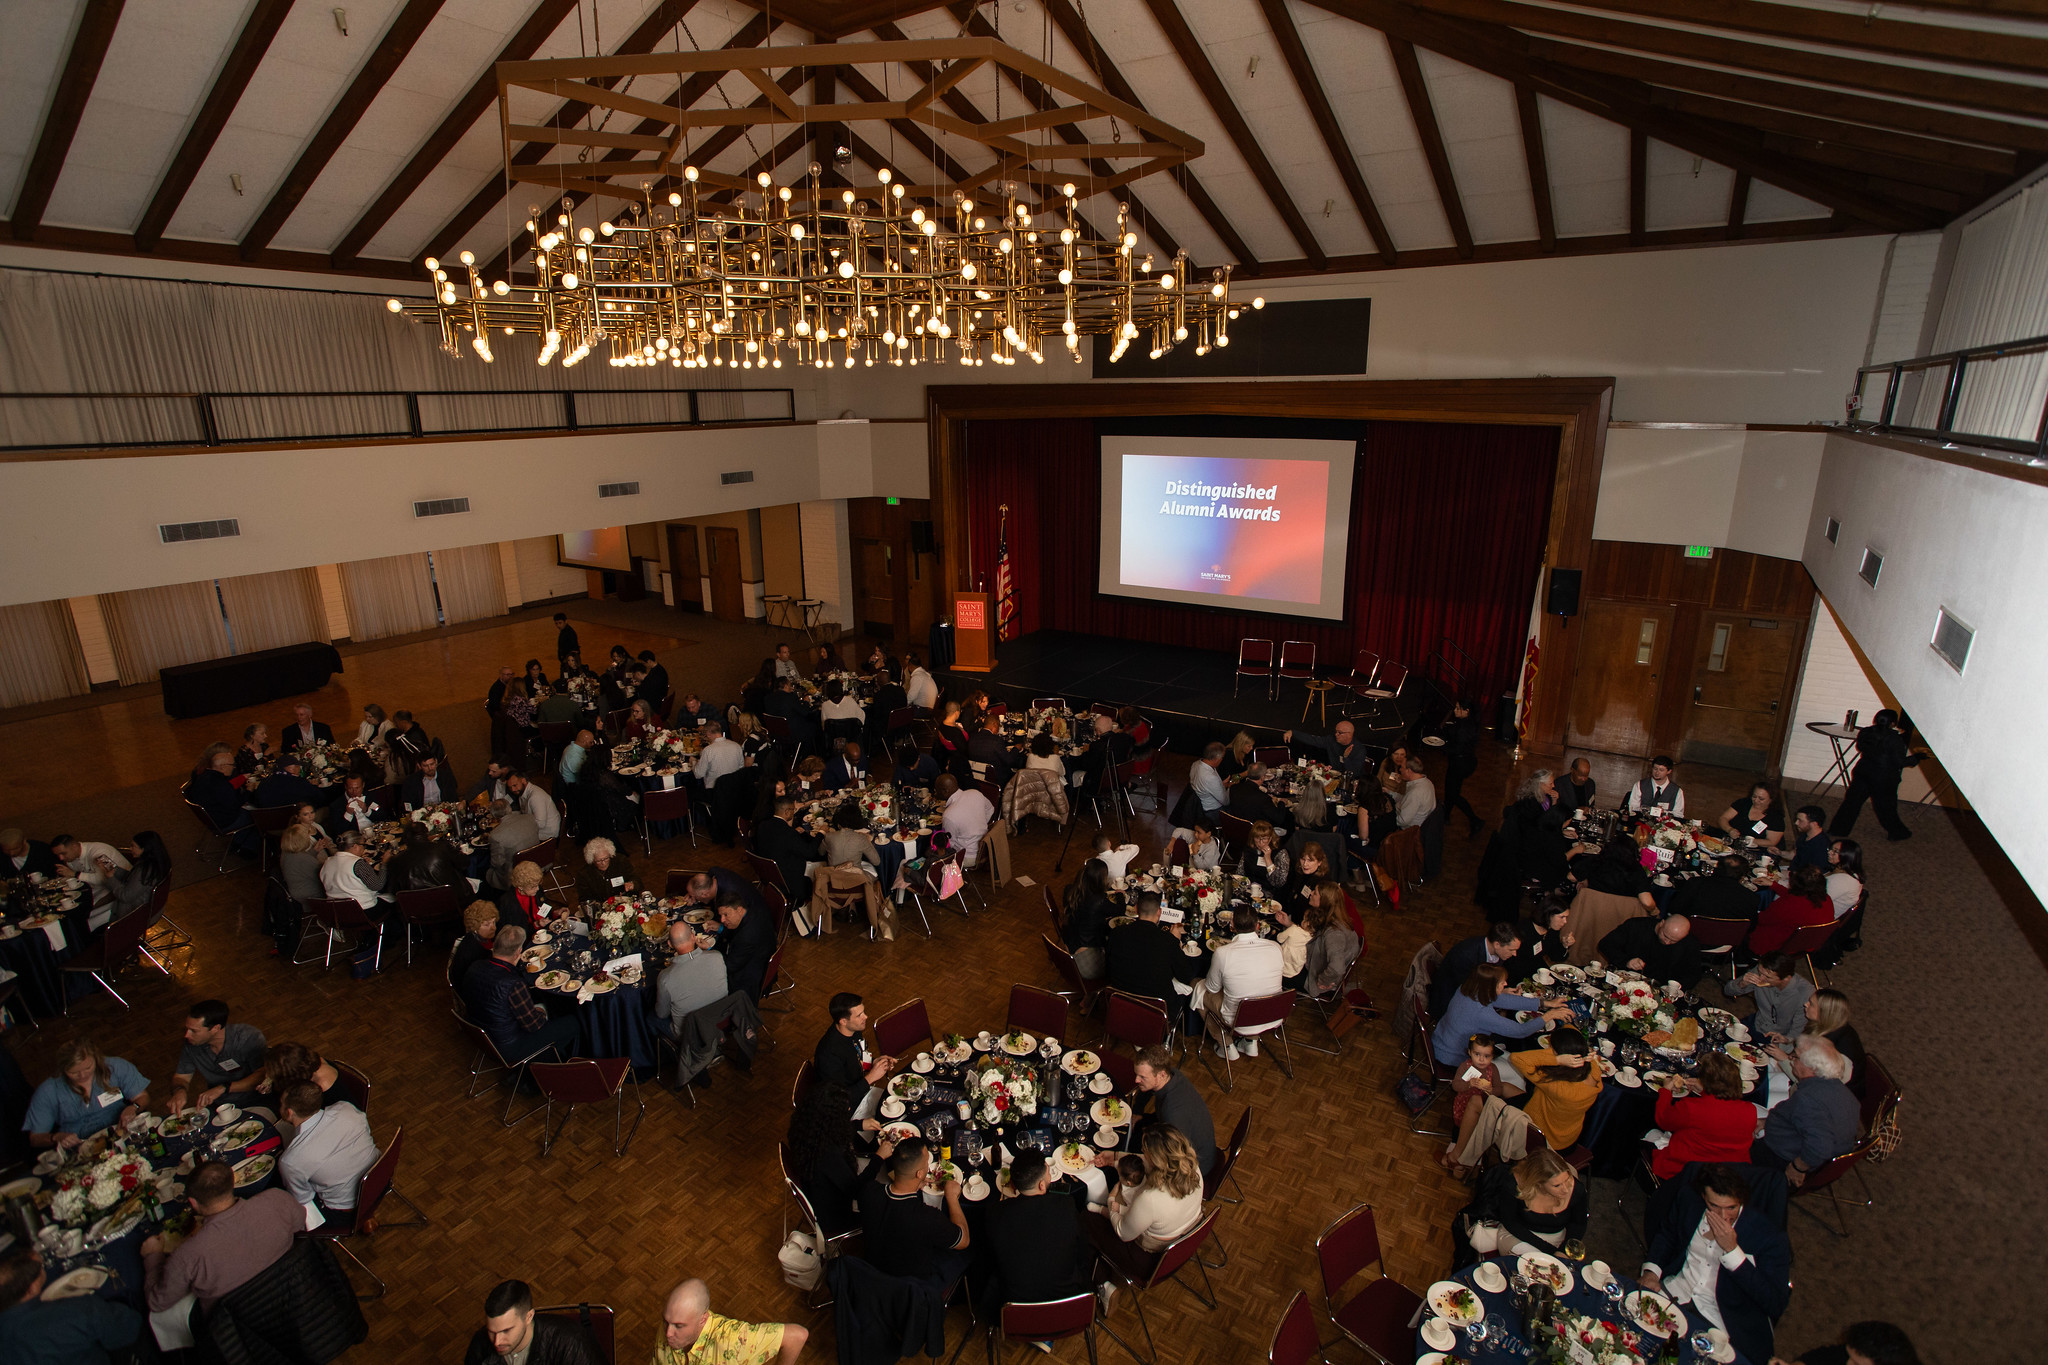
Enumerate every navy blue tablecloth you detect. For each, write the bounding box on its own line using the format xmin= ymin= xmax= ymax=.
xmin=1413 ymin=1255 xmax=1749 ymax=1364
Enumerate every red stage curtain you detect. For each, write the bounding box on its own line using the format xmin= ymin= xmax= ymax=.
xmin=964 ymin=417 xmax=1557 ymax=704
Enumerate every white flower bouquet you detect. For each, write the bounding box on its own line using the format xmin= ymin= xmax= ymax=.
xmin=1596 ymin=979 xmax=1678 ymax=1037
xmin=966 ymin=1057 xmax=1039 ymax=1125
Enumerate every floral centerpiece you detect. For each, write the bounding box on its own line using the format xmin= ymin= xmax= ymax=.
xmin=615 ymin=728 xmax=697 ymax=772
xmin=408 ymin=803 xmax=459 ymax=833
xmin=1595 ymin=977 xmax=1678 ymax=1038
xmin=1296 ymin=759 xmax=1344 ymax=793
xmin=1648 ymin=820 xmax=1697 ymax=854
xmin=1541 ymin=1307 xmax=1648 ymax=1364
xmin=48 ymin=1148 xmax=148 ymax=1227
xmin=966 ymin=1056 xmax=1040 ymax=1126
xmin=564 ymin=674 xmax=600 ymax=705
xmin=859 ymin=785 xmax=897 ymax=827
xmin=594 ymin=895 xmax=669 ymax=949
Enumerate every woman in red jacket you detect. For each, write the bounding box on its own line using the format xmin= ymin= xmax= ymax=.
xmin=1650 ymin=1051 xmax=1757 ymax=1180
xmin=1747 ymin=863 xmax=1836 ymax=956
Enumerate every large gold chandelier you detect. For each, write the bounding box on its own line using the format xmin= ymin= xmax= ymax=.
xmin=387 ymin=37 xmax=1263 ymax=370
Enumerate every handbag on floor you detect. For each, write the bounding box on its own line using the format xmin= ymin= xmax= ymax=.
xmin=778 ymin=1230 xmax=824 ymax=1290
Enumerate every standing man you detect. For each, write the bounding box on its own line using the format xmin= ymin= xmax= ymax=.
xmin=486 ymin=665 xmax=514 ymax=720
xmin=166 ymin=1001 xmax=267 ymax=1111
xmin=656 ymin=1279 xmax=807 ymax=1365
xmin=636 ymin=650 xmax=671 ymax=711
xmin=814 ymin=992 xmax=896 ymax=1094
xmin=553 ymin=613 xmax=580 ymax=670
xmin=1828 ymin=709 xmax=1921 ymax=842
xmin=1438 ymin=699 xmax=1484 ymax=837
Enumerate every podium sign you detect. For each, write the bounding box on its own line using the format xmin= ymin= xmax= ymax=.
xmin=953 ymin=592 xmax=995 ymax=672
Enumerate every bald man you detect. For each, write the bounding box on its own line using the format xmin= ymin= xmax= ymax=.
xmin=655 ymin=1278 xmax=806 ymax=1365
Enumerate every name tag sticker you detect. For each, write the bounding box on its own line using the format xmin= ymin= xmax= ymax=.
xmin=609 ymin=876 xmax=624 ymax=887
xmin=218 ymin=1058 xmax=240 ymax=1071
xmin=97 ymin=1090 xmax=123 ymax=1108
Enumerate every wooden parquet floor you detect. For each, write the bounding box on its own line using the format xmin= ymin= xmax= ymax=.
xmin=3 ymin=610 xmax=1996 ymax=1362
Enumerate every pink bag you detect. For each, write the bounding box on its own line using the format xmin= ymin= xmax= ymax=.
xmin=937 ymin=859 xmax=964 ymax=900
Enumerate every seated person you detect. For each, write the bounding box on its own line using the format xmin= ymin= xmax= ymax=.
xmin=892 ymin=742 xmax=939 ymax=790
xmin=233 ymin=723 xmax=270 ymax=776
xmin=399 ymin=749 xmax=458 ymax=809
xmin=262 ymin=1043 xmax=350 ymax=1113
xmin=279 ymin=703 xmax=332 ymax=753
xmin=1599 ymin=913 xmax=1705 ymax=987
xmin=186 ymin=744 xmax=258 ymax=855
xmin=620 ymin=698 xmax=657 ymax=743
xmin=52 ymin=832 xmax=130 ymax=915
xmin=1431 ymin=964 xmax=1572 ymax=1070
xmin=822 ymin=739 xmax=868 ymax=792
xmin=935 ymin=774 xmax=995 ymax=868
xmin=1127 ymin=1048 xmax=1217 ymax=1176
xmin=1669 ymin=855 xmax=1764 ymax=926
xmin=1281 ymin=839 xmax=1336 ymax=914
xmin=654 ymin=922 xmax=732 ymax=1082
xmin=25 ymin=1040 xmax=149 ymax=1150
xmin=318 ymin=829 xmax=389 ymax=908
xmin=818 ymin=680 xmax=865 ymax=737
xmin=1501 ymin=898 xmax=1574 ymax=981
xmin=1791 ymin=1322 xmax=1922 ymax=1365
xmin=1506 ymin=1029 xmax=1603 ymax=1153
xmin=142 ymin=1160 xmax=300 ymax=1315
xmin=1090 ymin=1126 xmax=1204 ymax=1282
xmin=1797 ymin=987 xmax=1866 ymax=1099
xmin=787 ymin=1082 xmax=867 ymax=1238
xmin=1169 ymin=816 xmax=1223 ymax=873
xmin=463 ymin=1279 xmax=605 ymax=1365
xmin=1429 ymin=922 xmax=1522 ymax=1020
xmin=1640 ymin=1165 xmax=1792 ymax=1365
xmin=1453 ymin=1146 xmax=1585 ymax=1268
xmin=1752 ymin=1036 xmax=1859 ymax=1186
xmin=1788 ymin=806 xmax=1832 ymax=871
xmin=715 ymin=894 xmax=776 ymax=1001
xmin=1060 ymin=860 xmax=1116 ymax=979
xmin=1727 ymin=951 xmax=1813 ymax=1048
xmin=1272 ymin=902 xmax=1313 ymax=991
xmin=1438 ymin=1034 xmax=1524 ymax=1180
xmin=1285 ymin=719 xmax=1371 ymax=778
xmin=495 ymin=859 xmax=548 ymax=935
xmin=751 ymin=795 xmax=823 ymax=903
xmin=253 ymin=753 xmax=323 ymax=814
xmin=386 ymin=711 xmax=434 ymax=772
xmin=384 ymin=822 xmax=469 ymax=894
xmin=167 ymin=1000 xmax=266 ymax=1111
xmin=1394 ymin=756 xmax=1437 ymax=830
xmin=1093 ymin=833 xmax=1141 ymax=884
xmin=1106 ymin=893 xmax=1199 ymax=1005
xmin=1205 ymin=906 xmax=1284 ymax=1060
xmin=1651 ymin=1050 xmax=1758 ymax=1181
xmin=657 ymin=1279 xmax=806 ymax=1365
xmin=330 ymin=774 xmax=388 ymax=837
xmin=462 ymin=925 xmax=583 ymax=1062
xmin=812 ymin=802 xmax=885 ymax=940
xmin=859 ymin=1137 xmax=971 ymax=1295
xmin=967 ymin=713 xmax=1014 ymax=790
xmin=1219 ymin=733 xmax=1255 ymax=780
xmin=1022 ymin=731 xmax=1066 ymax=784
xmin=535 ymin=684 xmax=581 ymax=725
xmin=671 ymin=693 xmax=715 ymax=729
xmin=278 ymin=1081 xmax=379 ymax=1230
xmin=1227 ymin=764 xmax=1289 ymax=828
xmin=449 ymin=900 xmax=499 ymax=990
xmin=1748 ymin=864 xmax=1835 ymax=955
xmin=573 ymin=836 xmax=637 ymax=904
xmin=1623 ymin=755 xmax=1685 ymax=817
xmin=1720 ymin=782 xmax=1785 ymax=848
xmin=1570 ymin=834 xmax=1657 ymax=910
xmin=557 ymin=729 xmax=594 ymax=788
xmin=1300 ymin=885 xmax=1361 ymax=999
xmin=0 ymin=1248 xmax=141 ymax=1365
xmin=984 ymin=1149 xmax=1093 ymax=1311
xmin=1070 ymin=713 xmax=1134 ymax=798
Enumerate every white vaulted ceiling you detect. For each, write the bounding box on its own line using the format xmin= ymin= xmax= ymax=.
xmin=5 ymin=0 xmax=2043 ymax=285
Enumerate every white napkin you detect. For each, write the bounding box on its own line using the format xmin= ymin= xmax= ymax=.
xmin=150 ymin=1293 xmax=199 ymax=1351
xmin=661 ymin=774 xmax=677 ymax=790
xmin=1646 ymin=1128 xmax=1673 ymax=1148
xmin=37 ymin=920 xmax=66 ymax=952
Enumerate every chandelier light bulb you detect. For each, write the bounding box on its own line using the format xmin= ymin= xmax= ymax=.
xmin=999 ymin=238 xmax=1013 ymax=253
xmin=1175 ymin=326 xmax=1188 ymax=341
xmin=1058 ymin=269 xmax=1073 ymax=285
xmin=561 ymin=273 xmax=578 ymax=288
xmin=961 ymin=263 xmax=977 ymax=280
xmin=385 ymin=298 xmax=402 ymax=312
xmin=1252 ymin=297 xmax=1266 ymax=309
xmin=758 ymin=171 xmax=773 ymax=187
xmin=791 ymin=223 xmax=805 ymax=239
xmin=1216 ymin=334 xmax=1230 ymax=346
xmin=842 ymin=190 xmax=855 ymax=206
xmin=684 ymin=166 xmax=699 ymax=182
xmin=423 ymin=257 xmax=439 ymax=270
xmin=458 ymin=250 xmax=475 ymax=265
xmin=440 ymin=288 xmax=455 ymax=304
xmin=1211 ymin=283 xmax=1225 ymax=297
xmin=599 ymin=221 xmax=614 ymax=235
xmin=922 ymin=220 xmax=937 ymax=236
xmin=669 ymin=192 xmax=682 ymax=206
xmin=1159 ymin=274 xmax=1175 ymax=289
xmin=838 ymin=260 xmax=855 ymax=278
xmin=578 ymin=227 xmax=594 ymax=244
xmin=492 ymin=280 xmax=509 ymax=295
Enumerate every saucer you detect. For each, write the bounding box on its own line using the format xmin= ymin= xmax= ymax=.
xmin=1472 ymin=1263 xmax=1507 ymax=1293
xmin=1419 ymin=1318 xmax=1457 ymax=1352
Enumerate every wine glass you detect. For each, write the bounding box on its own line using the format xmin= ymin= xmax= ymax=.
xmin=1562 ymin=1238 xmax=1586 ymax=1262
xmin=1690 ymin=1329 xmax=1716 ymax=1360
xmin=1602 ymin=1276 xmax=1626 ymax=1313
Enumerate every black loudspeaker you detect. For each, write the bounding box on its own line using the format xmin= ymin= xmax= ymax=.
xmin=1546 ymin=567 xmax=1582 ymax=617
xmin=910 ymin=519 xmax=936 ymax=554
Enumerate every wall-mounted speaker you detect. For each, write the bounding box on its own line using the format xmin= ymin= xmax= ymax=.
xmin=910 ymin=519 xmax=936 ymax=554
xmin=1546 ymin=567 xmax=1582 ymax=617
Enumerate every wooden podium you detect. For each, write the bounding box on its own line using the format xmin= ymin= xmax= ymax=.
xmin=952 ymin=591 xmax=995 ymax=672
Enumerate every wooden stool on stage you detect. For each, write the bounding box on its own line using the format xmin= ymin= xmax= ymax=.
xmin=1302 ymin=679 xmax=1338 ymax=725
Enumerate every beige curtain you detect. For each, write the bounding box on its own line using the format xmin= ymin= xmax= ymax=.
xmin=0 ymin=600 xmax=90 ymax=708
xmin=101 ymin=581 xmax=232 ymax=685
xmin=431 ymin=543 xmax=508 ymax=625
xmin=218 ymin=568 xmax=327 ymax=652
xmin=340 ymin=554 xmax=438 ymax=642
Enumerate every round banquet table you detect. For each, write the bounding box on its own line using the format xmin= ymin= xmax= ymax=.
xmin=19 ymin=1103 xmax=283 ymax=1313
xmin=0 ymin=894 xmax=95 ymax=1018
xmin=520 ymin=910 xmax=703 ymax=1072
xmin=623 ymin=766 xmax=699 ymax=840
xmin=792 ymin=787 xmax=942 ymax=895
xmin=1412 ymin=1254 xmax=1751 ymax=1364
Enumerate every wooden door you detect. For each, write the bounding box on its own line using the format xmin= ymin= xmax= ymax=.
xmin=667 ymin=525 xmax=702 ymax=612
xmin=1566 ymin=600 xmax=1673 ymax=757
xmin=855 ymin=539 xmax=895 ymax=639
xmin=1681 ymin=614 xmax=1801 ymax=770
xmin=705 ymin=526 xmax=744 ymax=622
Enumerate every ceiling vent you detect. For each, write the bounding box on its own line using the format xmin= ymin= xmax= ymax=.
xmin=1858 ymin=548 xmax=1883 ymax=587
xmin=413 ymin=497 xmax=470 ymax=518
xmin=159 ymin=518 xmax=240 ymax=544
xmin=720 ymin=470 xmax=755 ymax=485
xmin=1824 ymin=516 xmax=1840 ymax=545
xmin=1931 ymin=607 xmax=1974 ymax=675
xmin=598 ymin=481 xmax=641 ymax=498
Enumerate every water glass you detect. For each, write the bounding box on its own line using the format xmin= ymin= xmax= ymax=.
xmin=1690 ymin=1330 xmax=1716 ymax=1360
xmin=1602 ymin=1278 xmax=1626 ymax=1312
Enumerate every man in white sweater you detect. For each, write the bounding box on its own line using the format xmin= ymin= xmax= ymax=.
xmin=1203 ymin=907 xmax=1284 ymax=1060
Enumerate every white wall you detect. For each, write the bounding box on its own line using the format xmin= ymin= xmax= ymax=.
xmin=1781 ymin=599 xmax=1946 ymax=803
xmin=804 ymin=236 xmax=1892 ymax=425
xmin=0 ymin=421 xmax=930 ymax=606
xmin=1589 ymin=427 xmax=1824 ymax=559
xmin=1805 ymin=431 xmax=2048 ymax=897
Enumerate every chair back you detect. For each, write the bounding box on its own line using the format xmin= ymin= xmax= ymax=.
xmin=1269 ymin=1290 xmax=1322 ymax=1365
xmin=100 ymin=903 xmax=154 ymax=965
xmin=250 ymin=804 xmax=299 ymax=836
xmin=531 ymin=1058 xmax=624 ymax=1104
xmin=1796 ymin=1141 xmax=1868 ymax=1196
xmin=1207 ymin=1106 xmax=1253 ymax=1199
xmin=1315 ymin=1202 xmax=1387 ymax=1301
xmin=1348 ymin=649 xmax=1381 ymax=684
xmin=1236 ymin=639 xmax=1275 ymax=670
xmin=327 ymin=1059 xmax=372 ymax=1116
xmin=516 ymin=837 xmax=560 ymax=870
xmin=1043 ymin=934 xmax=1088 ymax=998
xmin=1687 ymin=915 xmax=1750 ymax=952
xmin=1252 ymin=746 xmax=1291 ymax=769
xmin=664 ymin=869 xmax=708 ymax=897
xmin=604 ymin=708 xmax=629 ymax=735
xmin=760 ymin=712 xmax=793 ymax=740
xmin=1147 ymin=1210 xmax=1219 ymax=1287
xmin=1105 ymin=991 xmax=1170 ymax=1050
xmin=1044 ymin=884 xmax=1064 ymax=942
xmin=743 ymin=851 xmax=788 ymax=895
xmin=1278 ymin=640 xmax=1317 ymax=674
xmin=1001 ymin=1294 xmax=1096 ymax=1344
xmin=1860 ymin=1052 xmax=1900 ymax=1136
xmin=1778 ymin=920 xmax=1839 ymax=956
xmin=351 ymin=1127 xmax=404 ymax=1227
xmin=761 ymin=935 xmax=789 ymax=998
xmin=1232 ymin=990 xmax=1296 ymax=1032
xmin=1167 ymin=836 xmax=1191 ymax=869
xmin=1098 ymin=1049 xmax=1135 ymax=1092
xmin=183 ymin=792 xmax=230 ymax=838
xmin=874 ymin=998 xmax=934 ymax=1057
xmin=1006 ymin=984 xmax=1069 ymax=1038
xmin=642 ymin=787 xmax=691 ymax=824
xmin=1373 ymin=661 xmax=1408 ymax=695
xmin=971 ymin=777 xmax=1003 ymax=807
xmin=759 ymin=882 xmax=790 ymax=923
xmin=888 ymin=706 xmax=922 ymax=731
xmin=791 ymin=1058 xmax=815 ymax=1111
xmin=986 ymin=702 xmax=1008 ymax=720
xmin=1217 ymin=810 xmax=1253 ymax=851
xmin=395 ymin=884 xmax=462 ymax=926
xmin=535 ymin=1304 xmax=615 ymax=1365
xmin=366 ymin=783 xmax=401 ymax=814
xmin=1091 ymin=702 xmax=1119 ymax=719
xmin=1030 ymin=697 xmax=1067 ymax=713
xmin=329 ymin=898 xmax=383 ymax=933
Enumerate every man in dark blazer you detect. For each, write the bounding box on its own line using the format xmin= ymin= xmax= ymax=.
xmin=714 ymin=893 xmax=777 ymax=1002
xmin=400 ymin=751 xmax=459 ymax=810
xmin=1640 ymin=1164 xmax=1792 ymax=1365
xmin=1226 ymin=764 xmax=1289 ymax=828
xmin=278 ymin=704 xmax=332 ymax=754
xmin=252 ymin=755 xmax=323 ymax=813
xmin=763 ymin=676 xmax=819 ymax=747
xmin=750 ymin=795 xmax=822 ymax=901
xmin=823 ymin=742 xmax=869 ymax=793
xmin=1106 ymin=894 xmax=1200 ymax=1005
xmin=635 ymin=651 xmax=670 ymax=710
xmin=552 ymin=614 xmax=579 ymax=668
xmin=1428 ymin=922 xmax=1522 ymax=1020
xmin=386 ymin=713 xmax=434 ymax=774
xmin=967 ymin=715 xmax=1015 ymax=792
xmin=0 ymin=829 xmax=61 ymax=880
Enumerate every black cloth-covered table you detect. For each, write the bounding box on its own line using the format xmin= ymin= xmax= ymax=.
xmin=159 ymin=642 xmax=344 ymax=719
xmin=0 ymin=900 xmax=93 ymax=1018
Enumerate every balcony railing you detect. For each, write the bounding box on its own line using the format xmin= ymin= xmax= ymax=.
xmin=1849 ymin=333 xmax=2048 ymax=462
xmin=0 ymin=386 xmax=796 ymax=453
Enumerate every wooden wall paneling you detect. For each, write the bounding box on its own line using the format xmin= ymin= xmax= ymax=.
xmin=846 ymin=496 xmax=936 ymax=647
xmin=927 ymin=379 xmax=1612 ymax=756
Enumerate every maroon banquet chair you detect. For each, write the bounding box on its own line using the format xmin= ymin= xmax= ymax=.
xmin=395 ymin=884 xmax=464 ymax=964
xmin=1098 ymin=1048 xmax=1136 ymax=1094
xmin=640 ymin=787 xmax=696 ymax=854
xmin=1201 ymin=991 xmax=1296 ymax=1093
xmin=1776 ymin=919 xmax=1842 ymax=985
xmin=1269 ymin=1290 xmax=1333 ymax=1365
xmin=874 ymin=997 xmax=934 ymax=1057
xmin=1234 ymin=638 xmax=1276 ymax=700
xmin=1006 ymin=983 xmax=1070 ymax=1039
xmin=984 ymin=1294 xmax=1101 ymax=1363
xmin=306 ymin=1126 xmax=427 ymax=1298
xmin=1687 ymin=915 xmax=1750 ymax=982
xmin=530 ymin=1057 xmax=644 ymax=1158
xmin=60 ymin=907 xmax=156 ymax=1012
xmin=327 ymin=1058 xmax=372 ymax=1117
xmin=663 ymin=868 xmax=710 ymax=898
xmin=1104 ymin=991 xmax=1171 ymax=1054
xmin=1044 ymin=935 xmax=1104 ymax=1016
xmin=1252 ymin=746 xmax=1292 ymax=769
xmin=1315 ymin=1203 xmax=1424 ymax=1365
xmin=1096 ymin=1210 xmax=1221 ymax=1365
xmin=743 ymin=851 xmax=789 ymax=898
xmin=1276 ymin=641 xmax=1318 ymax=697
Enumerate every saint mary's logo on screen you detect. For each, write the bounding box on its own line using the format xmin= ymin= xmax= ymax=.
xmin=1199 ymin=564 xmax=1232 ymax=583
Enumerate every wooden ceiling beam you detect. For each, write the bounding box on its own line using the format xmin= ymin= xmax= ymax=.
xmin=1388 ymin=36 xmax=1475 ymax=257
xmin=11 ymin=0 xmax=127 ymax=241
xmin=1142 ymin=0 xmax=1325 ymax=267
xmin=1515 ymin=81 xmax=1557 ymax=251
xmin=1641 ymin=85 xmax=2021 ymax=178
xmin=419 ymin=0 xmax=713 ymax=267
xmin=1527 ymin=34 xmax=2048 ymax=157
xmin=1312 ymin=0 xmax=1934 ymax=231
xmin=1396 ymin=0 xmax=2048 ymax=121
xmin=1570 ymin=0 xmax=2048 ymax=76
xmin=239 ymin=0 xmax=446 ymax=258
xmin=331 ymin=0 xmax=582 ymax=267
xmin=135 ymin=0 xmax=291 ymax=251
xmin=1629 ymin=126 xmax=1647 ymax=245
xmin=1039 ymin=0 xmax=1259 ymax=268
xmin=1257 ymin=0 xmax=1398 ymax=264
xmin=1726 ymin=170 xmax=1749 ymax=238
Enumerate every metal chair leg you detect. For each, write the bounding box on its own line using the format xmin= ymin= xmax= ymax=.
xmin=331 ymin=1236 xmax=387 ymax=1299
xmin=614 ymin=1071 xmax=645 ymax=1156
xmin=379 ymin=1183 xmax=429 ymax=1228
xmin=501 ymin=1062 xmax=548 ymax=1128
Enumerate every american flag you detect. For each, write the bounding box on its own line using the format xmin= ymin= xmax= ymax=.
xmin=995 ymin=503 xmax=1017 ymax=641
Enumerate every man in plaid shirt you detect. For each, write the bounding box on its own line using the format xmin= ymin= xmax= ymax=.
xmin=459 ymin=925 xmax=583 ymax=1062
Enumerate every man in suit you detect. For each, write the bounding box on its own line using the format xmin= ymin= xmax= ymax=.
xmin=763 ymin=675 xmax=819 ymax=748
xmin=329 ymin=774 xmax=387 ymax=837
xmin=552 ymin=614 xmax=580 ymax=669
xmin=1829 ymin=709 xmax=1921 ymax=842
xmin=823 ymin=741 xmax=868 ymax=792
xmin=252 ymin=754 xmax=322 ymax=813
xmin=387 ymin=712 xmax=433 ymax=774
xmin=967 ymin=713 xmax=1014 ymax=791
xmin=485 ymin=666 xmax=513 ymax=720
xmin=486 ymin=803 xmax=540 ymax=891
xmin=1227 ymin=764 xmax=1289 ymax=828
xmin=1106 ymin=893 xmax=1201 ymax=1007
xmin=714 ymin=892 xmax=776 ymax=1001
xmin=1428 ymin=922 xmax=1522 ymax=1020
xmin=1640 ymin=1164 xmax=1792 ymax=1365
xmin=0 ymin=829 xmax=61 ymax=880
xmin=278 ymin=704 xmax=331 ymax=754
xmin=751 ymin=795 xmax=822 ymax=903
xmin=814 ymin=992 xmax=896 ymax=1094
xmin=400 ymin=750 xmax=458 ymax=810
xmin=1559 ymin=757 xmax=1597 ymax=811
xmin=1128 ymin=1044 xmax=1217 ymax=1176
xmin=635 ymin=651 xmax=670 ymax=710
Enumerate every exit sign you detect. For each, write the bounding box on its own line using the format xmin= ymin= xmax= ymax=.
xmin=886 ymin=497 xmax=900 ymax=505
xmin=1685 ymin=545 xmax=1715 ymax=559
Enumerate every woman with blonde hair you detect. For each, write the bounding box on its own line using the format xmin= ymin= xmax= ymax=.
xmin=622 ymin=697 xmax=656 ymax=742
xmin=279 ymin=821 xmax=328 ymax=903
xmin=1093 ymin=1125 xmax=1206 ymax=1280
xmin=25 ymin=1039 xmax=150 ymax=1148
xmin=498 ymin=860 xmax=545 ymax=934
xmin=450 ymin=899 xmax=500 ymax=989
xmin=1454 ymin=1144 xmax=1589 ymax=1267
xmin=1220 ymin=731 xmax=1256 ymax=779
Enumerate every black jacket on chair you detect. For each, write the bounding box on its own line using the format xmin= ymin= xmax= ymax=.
xmin=751 ymin=816 xmax=822 ymax=902
xmin=386 ymin=838 xmax=470 ymax=893
xmin=202 ymin=1236 xmax=366 ymax=1365
xmin=828 ymin=1253 xmax=946 ymax=1365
